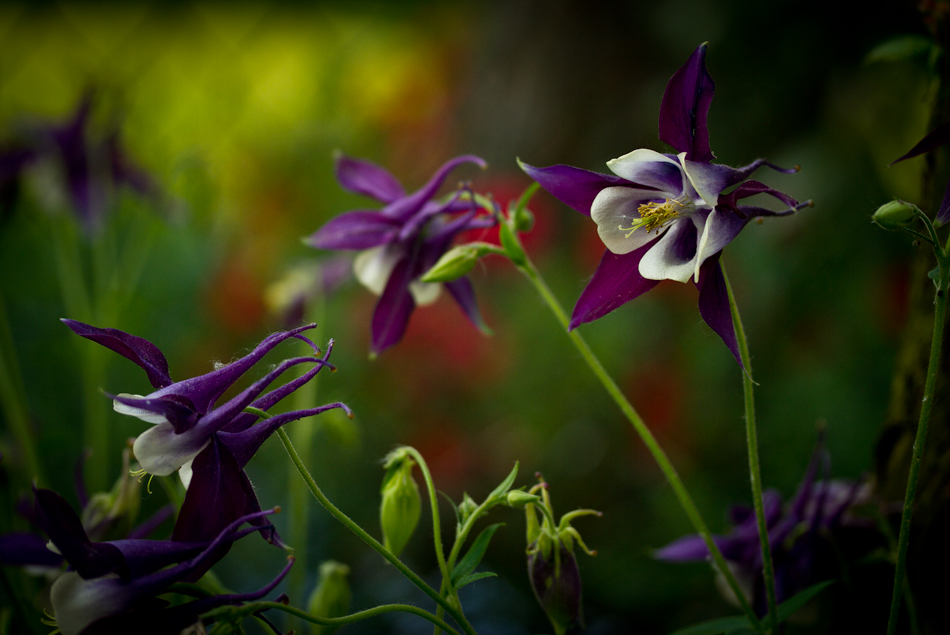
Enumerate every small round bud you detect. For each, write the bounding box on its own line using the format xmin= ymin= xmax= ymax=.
xmin=380 ymin=450 xmax=421 ymax=557
xmin=873 ymin=199 xmax=917 ymax=230
xmin=506 ymin=490 xmax=541 ymax=508
xmin=307 ymin=561 xmax=351 ymax=635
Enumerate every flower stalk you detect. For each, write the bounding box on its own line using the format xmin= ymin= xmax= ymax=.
xmin=722 ymin=264 xmax=779 ymax=633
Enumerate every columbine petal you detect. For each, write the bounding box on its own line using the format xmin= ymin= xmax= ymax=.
xmin=605 ymin=149 xmax=685 ymax=193
xmin=659 ymin=43 xmax=715 ymax=163
xmin=695 ymin=256 xmax=742 ymax=368
xmin=334 ymin=153 xmax=405 ymax=202
xmin=693 ymin=208 xmax=746 ymax=282
xmin=354 ymin=244 xmax=400 ymax=296
xmin=570 ymin=243 xmax=661 ymax=329
xmin=936 ymin=179 xmax=950 ymax=226
xmin=445 ymin=277 xmax=491 ymax=333
xmin=132 ymin=422 xmax=211 ymax=477
xmin=891 ymin=119 xmax=950 ymax=164
xmin=517 ymin=160 xmax=634 ymax=217
xmin=62 ymin=320 xmax=172 ymax=389
xmin=591 ymin=186 xmax=673 ymax=254
xmin=371 ymin=258 xmax=416 ymax=355
xmin=637 ymin=216 xmax=702 ymax=283
xmin=382 ymin=155 xmax=485 ymax=221
xmin=304 ymin=211 xmax=401 ymax=250
xmin=171 ymin=438 xmax=248 ymax=546
xmin=409 ymin=279 xmax=441 ymax=306
xmin=112 ymin=394 xmax=169 ymax=424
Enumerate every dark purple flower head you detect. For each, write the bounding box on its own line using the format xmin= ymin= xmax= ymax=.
xmin=63 ymin=319 xmax=351 ymax=544
xmin=520 ymin=44 xmax=809 ymax=366
xmin=655 ymin=441 xmax=876 ymax=616
xmin=32 ymin=487 xmax=287 ymax=635
xmin=306 ymin=153 xmax=495 ymax=355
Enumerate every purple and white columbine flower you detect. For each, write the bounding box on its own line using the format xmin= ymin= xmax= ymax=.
xmin=63 ymin=320 xmax=351 ymax=544
xmin=306 ymin=153 xmax=495 ymax=355
xmin=520 ymin=44 xmax=808 ymax=365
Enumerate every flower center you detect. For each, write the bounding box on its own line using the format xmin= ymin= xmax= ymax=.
xmin=619 ymin=198 xmax=692 ymax=237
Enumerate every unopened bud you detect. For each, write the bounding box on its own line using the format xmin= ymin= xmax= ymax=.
xmin=873 ymin=199 xmax=917 ymax=230
xmin=528 ymin=539 xmax=584 ymax=634
xmin=307 ymin=560 xmax=351 ymax=634
xmin=380 ymin=449 xmax=421 ymax=557
xmin=458 ymin=492 xmax=479 ymax=524
xmin=506 ymin=490 xmax=541 ymax=508
xmin=422 ymin=242 xmax=499 ymax=283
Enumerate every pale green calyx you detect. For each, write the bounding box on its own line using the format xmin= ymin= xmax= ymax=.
xmin=380 ymin=448 xmax=421 ymax=557
xmin=421 ymin=242 xmax=502 ymax=283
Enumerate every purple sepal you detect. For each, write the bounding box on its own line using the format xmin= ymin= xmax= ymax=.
xmin=371 ymin=258 xmax=416 ymax=355
xmin=62 ymin=319 xmax=172 ymax=389
xmin=719 ymin=179 xmax=800 ymax=215
xmin=382 ymin=155 xmax=485 ymax=222
xmin=172 ymin=438 xmax=247 ymax=547
xmin=109 ymin=393 xmax=198 ymax=434
xmin=570 ymin=243 xmax=661 ymax=330
xmin=659 ymin=43 xmax=715 ymax=162
xmin=445 ymin=277 xmax=490 ymax=333
xmin=34 ymin=488 xmax=128 ymax=580
xmin=936 ymin=179 xmax=950 ymax=226
xmin=518 ymin=160 xmax=637 ymax=217
xmin=891 ymin=119 xmax=950 ymax=164
xmin=695 ymin=256 xmax=742 ymax=368
xmin=334 ymin=153 xmax=405 ymax=203
xmin=304 ymin=211 xmax=401 ymax=250
xmin=0 ymin=531 xmax=64 ymax=568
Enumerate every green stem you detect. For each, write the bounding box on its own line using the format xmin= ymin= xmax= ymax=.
xmin=722 ymin=265 xmax=778 ymax=633
xmin=515 ymin=254 xmax=761 ymax=629
xmin=273 ymin=426 xmax=478 ymax=635
xmin=403 ymin=448 xmax=453 ymax=589
xmin=886 ymin=235 xmax=950 ymax=635
xmin=0 ymin=289 xmax=44 ymax=487
xmin=205 ymin=599 xmax=462 ymax=635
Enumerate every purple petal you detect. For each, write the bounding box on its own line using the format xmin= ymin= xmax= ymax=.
xmin=659 ymin=44 xmax=715 ymax=163
xmin=382 ymin=155 xmax=485 ymax=221
xmin=334 ymin=153 xmax=405 ymax=203
xmin=110 ymin=393 xmax=198 ymax=434
xmin=891 ymin=119 xmax=950 ymax=164
xmin=719 ymin=179 xmax=800 ymax=215
xmin=371 ymin=258 xmax=416 ymax=355
xmin=0 ymin=532 xmax=64 ymax=567
xmin=936 ymin=178 xmax=950 ymax=226
xmin=570 ymin=243 xmax=661 ymax=329
xmin=62 ymin=319 xmax=172 ymax=389
xmin=653 ymin=534 xmax=713 ymax=562
xmin=445 ymin=277 xmax=490 ymax=333
xmin=33 ymin=488 xmax=127 ymax=580
xmin=519 ymin=160 xmax=634 ymax=217
xmin=172 ymin=439 xmax=247 ymax=547
xmin=305 ymin=211 xmax=401 ymax=250
xmin=695 ymin=256 xmax=742 ymax=368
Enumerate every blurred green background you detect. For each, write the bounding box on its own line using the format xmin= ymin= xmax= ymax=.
xmin=0 ymin=0 xmax=934 ymax=633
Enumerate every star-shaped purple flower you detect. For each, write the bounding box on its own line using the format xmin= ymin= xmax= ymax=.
xmin=63 ymin=319 xmax=351 ymax=546
xmin=306 ymin=153 xmax=495 ymax=355
xmin=520 ymin=44 xmax=808 ymax=365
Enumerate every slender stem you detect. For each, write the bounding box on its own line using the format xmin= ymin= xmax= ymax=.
xmin=515 ymin=255 xmax=761 ymax=629
xmin=274 ymin=426 xmax=478 ymax=635
xmin=886 ymin=236 xmax=949 ymax=635
xmin=722 ymin=264 xmax=778 ymax=633
xmin=403 ymin=448 xmax=453 ymax=589
xmin=206 ymin=600 xmax=462 ymax=635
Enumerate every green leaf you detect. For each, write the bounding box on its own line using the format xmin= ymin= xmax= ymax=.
xmin=865 ymin=35 xmax=933 ymax=65
xmin=776 ymin=579 xmax=835 ymax=623
xmin=454 ymin=570 xmax=498 ymax=590
xmin=667 ymin=616 xmax=752 ymax=635
xmin=487 ymin=462 xmax=519 ymax=503
xmin=451 ymin=523 xmax=504 ymax=586
xmin=499 ymin=222 xmax=527 ymax=267
xmin=928 ymin=264 xmax=941 ymax=282
xmin=439 ymin=490 xmax=461 ymax=525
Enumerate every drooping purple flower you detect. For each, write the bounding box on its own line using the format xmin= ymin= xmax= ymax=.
xmin=520 ymin=44 xmax=808 ymax=365
xmin=306 ymin=153 xmax=496 ymax=355
xmin=33 ymin=487 xmax=288 ymax=635
xmin=62 ymin=319 xmax=351 ymax=545
xmin=655 ymin=442 xmax=876 ymax=616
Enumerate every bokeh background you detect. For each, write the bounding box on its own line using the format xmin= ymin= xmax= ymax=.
xmin=0 ymin=0 xmax=935 ymax=633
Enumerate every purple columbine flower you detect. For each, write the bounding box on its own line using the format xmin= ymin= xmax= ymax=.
xmin=305 ymin=153 xmax=495 ymax=355
xmin=33 ymin=487 xmax=289 ymax=635
xmin=520 ymin=44 xmax=808 ymax=365
xmin=62 ymin=319 xmax=351 ymax=545
xmin=654 ymin=442 xmax=874 ymax=615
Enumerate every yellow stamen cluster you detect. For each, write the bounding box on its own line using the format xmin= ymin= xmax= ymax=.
xmin=619 ymin=198 xmax=689 ymax=237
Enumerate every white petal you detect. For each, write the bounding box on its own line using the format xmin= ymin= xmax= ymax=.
xmin=132 ymin=422 xmax=210 ymax=477
xmin=591 ymin=186 xmax=671 ymax=254
xmin=353 ymin=245 xmax=399 ymax=296
xmin=678 ymin=153 xmax=721 ymax=208
xmin=409 ymin=280 xmax=441 ymax=306
xmin=178 ymin=456 xmax=196 ymax=490
xmin=50 ymin=572 xmax=126 ymax=635
xmin=606 ymin=149 xmax=683 ymax=193
xmin=638 ymin=217 xmax=702 ymax=283
xmin=112 ymin=394 xmax=168 ymax=425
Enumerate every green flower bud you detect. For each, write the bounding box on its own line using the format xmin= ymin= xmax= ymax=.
xmin=380 ymin=449 xmax=421 ymax=557
xmin=458 ymin=492 xmax=479 ymax=524
xmin=506 ymin=490 xmax=541 ymax=508
xmin=421 ymin=242 xmax=500 ymax=283
xmin=306 ymin=560 xmax=351 ymax=635
xmin=81 ymin=447 xmax=141 ymax=541
xmin=873 ymin=199 xmax=917 ymax=230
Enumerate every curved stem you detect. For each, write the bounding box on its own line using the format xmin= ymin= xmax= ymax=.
xmin=515 ymin=254 xmax=761 ymax=629
xmin=403 ymin=447 xmax=453 ymax=590
xmin=886 ymin=237 xmax=950 ymax=635
xmin=207 ymin=600 xmax=462 ymax=635
xmin=722 ymin=264 xmax=778 ymax=633
xmin=274 ymin=426 xmax=477 ymax=635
